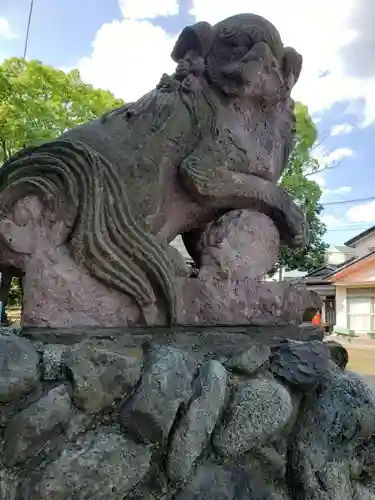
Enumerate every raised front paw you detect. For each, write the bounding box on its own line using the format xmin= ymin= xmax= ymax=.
xmin=285 ymin=201 xmax=310 ymax=249
xmin=291 ymin=228 xmax=310 ymax=249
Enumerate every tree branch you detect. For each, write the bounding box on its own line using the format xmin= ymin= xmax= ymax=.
xmin=305 ymin=159 xmax=343 ymax=176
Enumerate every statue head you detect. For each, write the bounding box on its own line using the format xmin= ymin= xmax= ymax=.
xmin=171 ymin=13 xmax=302 ymax=102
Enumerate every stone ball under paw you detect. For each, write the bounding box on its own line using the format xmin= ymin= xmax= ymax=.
xmin=198 ymin=209 xmax=280 ymax=279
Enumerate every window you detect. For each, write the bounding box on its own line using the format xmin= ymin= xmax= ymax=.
xmin=347 ymin=288 xmax=375 ymax=332
xmin=325 ymin=298 xmax=336 ymax=326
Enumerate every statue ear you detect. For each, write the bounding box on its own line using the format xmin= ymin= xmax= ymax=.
xmin=281 ymin=47 xmax=303 ymax=89
xmin=171 ymin=22 xmax=214 ymax=62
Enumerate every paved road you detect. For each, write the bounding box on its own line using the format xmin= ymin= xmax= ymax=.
xmin=364 ymin=375 xmax=375 ymax=387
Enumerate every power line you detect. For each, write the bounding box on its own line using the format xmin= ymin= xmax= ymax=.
xmin=324 ymin=221 xmax=375 ymax=227
xmin=325 ymin=227 xmax=372 ymax=232
xmin=324 ymin=221 xmax=375 ymax=232
xmin=322 ymin=196 xmax=375 ymax=206
xmin=23 ymin=0 xmax=34 ymax=59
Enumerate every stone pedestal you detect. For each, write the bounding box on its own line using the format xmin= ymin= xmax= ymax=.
xmin=0 ymin=326 xmax=374 ymax=500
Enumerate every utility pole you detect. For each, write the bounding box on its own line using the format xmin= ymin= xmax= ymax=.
xmin=23 ymin=0 xmax=34 ymax=59
xmin=278 ymin=265 xmax=284 ymax=282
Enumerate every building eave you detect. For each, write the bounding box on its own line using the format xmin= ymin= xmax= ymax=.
xmin=345 ymin=225 xmax=375 ymax=247
xmin=328 ymin=250 xmax=375 ymax=282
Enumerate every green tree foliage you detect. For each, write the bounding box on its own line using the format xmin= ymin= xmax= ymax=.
xmin=0 ymin=57 xmax=124 ymax=162
xmin=8 ymin=277 xmax=22 ymax=307
xmin=278 ymin=102 xmax=328 ymax=273
xmin=0 ymin=58 xmax=124 ymax=312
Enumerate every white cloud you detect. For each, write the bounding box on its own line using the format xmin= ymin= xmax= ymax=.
xmin=320 ymin=214 xmax=345 ymax=229
xmin=347 ymin=201 xmax=375 ymax=223
xmin=312 ymin=146 xmax=355 ymax=170
xmin=309 ymin=145 xmax=355 ymax=199
xmin=320 ymin=200 xmax=375 ymax=244
xmin=309 ymin=174 xmax=325 ymax=188
xmin=340 ymin=0 xmax=375 ymax=81
xmin=321 ymin=147 xmax=355 ymax=168
xmin=171 ymin=235 xmax=191 ymax=259
xmin=190 ymin=0 xmax=375 ymax=127
xmin=78 ymin=18 xmax=176 ymax=102
xmin=323 ymin=186 xmax=352 ymax=196
xmin=0 ymin=17 xmax=18 ymax=40
xmin=309 ymin=172 xmax=352 ymax=199
xmin=76 ymin=0 xmax=375 ymax=126
xmin=330 ymin=123 xmax=354 ymax=136
xmin=119 ymin=0 xmax=179 ymax=19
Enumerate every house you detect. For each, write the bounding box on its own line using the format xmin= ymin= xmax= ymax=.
xmin=298 ymin=265 xmax=336 ymax=330
xmin=345 ymin=226 xmax=375 ymax=256
xmin=325 ymin=244 xmax=357 ymax=266
xmin=329 ymin=226 xmax=375 ymax=335
xmin=294 ymin=228 xmax=375 ymax=334
xmin=266 ymin=268 xmax=306 ymax=282
xmin=267 ymin=244 xmax=357 ymax=284
xmin=328 ymin=249 xmax=375 ymax=335
xmin=267 ymin=245 xmax=357 ymax=331
xmin=306 ymin=225 xmax=375 ymax=335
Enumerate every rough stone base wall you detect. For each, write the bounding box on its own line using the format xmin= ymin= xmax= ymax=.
xmin=0 ymin=327 xmax=374 ymax=499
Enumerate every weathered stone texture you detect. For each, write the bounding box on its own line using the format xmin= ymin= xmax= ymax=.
xmin=167 ymin=360 xmax=227 ymax=481
xmin=0 ymin=327 xmax=372 ymax=500
xmin=0 ymin=334 xmax=39 ymax=403
xmin=28 ymin=431 xmax=151 ymax=500
xmin=4 ymin=385 xmax=72 ymax=466
xmin=119 ymin=345 xmax=197 ymax=443
xmin=65 ymin=342 xmax=142 ymax=413
xmin=213 ymin=378 xmax=293 ymax=457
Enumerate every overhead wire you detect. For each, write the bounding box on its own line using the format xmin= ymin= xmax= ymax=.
xmin=23 ymin=0 xmax=34 ymax=59
xmin=321 ymin=196 xmax=375 ymax=206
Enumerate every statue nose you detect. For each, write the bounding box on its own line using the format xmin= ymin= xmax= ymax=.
xmin=221 ymin=59 xmax=267 ymax=85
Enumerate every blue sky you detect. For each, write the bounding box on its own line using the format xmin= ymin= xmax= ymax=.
xmin=1 ymin=0 xmax=374 ymax=248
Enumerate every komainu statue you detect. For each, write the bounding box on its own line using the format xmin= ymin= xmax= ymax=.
xmin=0 ymin=14 xmax=312 ymax=327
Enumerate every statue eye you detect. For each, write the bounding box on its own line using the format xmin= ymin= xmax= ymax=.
xmin=220 ymin=26 xmax=237 ymax=39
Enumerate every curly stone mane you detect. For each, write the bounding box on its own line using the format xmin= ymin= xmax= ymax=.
xmin=0 ymin=140 xmax=177 ymax=323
